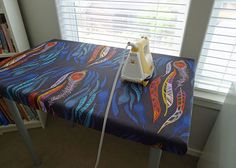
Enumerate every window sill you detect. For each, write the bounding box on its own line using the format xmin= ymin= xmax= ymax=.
xmin=193 ymin=89 xmax=225 ymax=110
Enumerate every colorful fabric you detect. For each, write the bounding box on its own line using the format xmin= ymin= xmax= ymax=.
xmin=0 ymin=40 xmax=195 ymax=154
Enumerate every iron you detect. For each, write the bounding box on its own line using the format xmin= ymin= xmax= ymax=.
xmin=121 ymin=37 xmax=154 ymax=86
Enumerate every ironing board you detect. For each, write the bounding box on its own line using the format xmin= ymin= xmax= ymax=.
xmin=0 ymin=40 xmax=195 ymax=167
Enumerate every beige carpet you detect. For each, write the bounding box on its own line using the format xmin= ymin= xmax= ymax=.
xmin=0 ymin=115 xmax=198 ymax=168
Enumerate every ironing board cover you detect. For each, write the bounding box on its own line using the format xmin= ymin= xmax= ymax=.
xmin=0 ymin=40 xmax=195 ymax=154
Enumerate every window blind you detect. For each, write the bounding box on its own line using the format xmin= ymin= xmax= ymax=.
xmin=195 ymin=0 xmax=236 ymax=93
xmin=56 ymin=0 xmax=189 ymax=56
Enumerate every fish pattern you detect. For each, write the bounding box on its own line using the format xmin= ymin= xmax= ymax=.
xmin=0 ymin=40 xmax=195 ymax=155
xmin=158 ymin=87 xmax=186 ymax=134
xmin=162 ymin=69 xmax=176 ymax=116
xmin=164 ymin=61 xmax=172 ymax=76
xmin=149 ymin=76 xmax=162 ymax=123
xmin=173 ymin=60 xmax=189 ymax=87
xmin=0 ymin=42 xmax=57 ymax=72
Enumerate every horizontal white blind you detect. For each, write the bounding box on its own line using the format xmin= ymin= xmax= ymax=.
xmin=56 ymin=0 xmax=189 ymax=56
xmin=195 ymin=0 xmax=236 ymax=93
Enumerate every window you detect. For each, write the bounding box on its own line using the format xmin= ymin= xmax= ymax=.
xmin=195 ymin=0 xmax=236 ymax=93
xmin=56 ymin=0 xmax=190 ymax=56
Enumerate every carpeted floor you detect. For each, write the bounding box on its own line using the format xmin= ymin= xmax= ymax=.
xmin=0 ymin=115 xmax=198 ymax=168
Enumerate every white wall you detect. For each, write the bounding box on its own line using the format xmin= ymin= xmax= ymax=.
xmin=198 ymin=83 xmax=236 ymax=168
xmin=190 ymin=105 xmax=219 ymax=152
xmin=17 ymin=0 xmax=220 ymax=154
xmin=181 ymin=0 xmax=215 ymax=61
xmin=17 ymin=0 xmax=61 ymax=47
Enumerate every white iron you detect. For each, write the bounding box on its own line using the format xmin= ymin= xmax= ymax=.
xmin=121 ymin=37 xmax=154 ymax=86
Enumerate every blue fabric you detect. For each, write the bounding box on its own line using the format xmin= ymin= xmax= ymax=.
xmin=0 ymin=40 xmax=195 ymax=154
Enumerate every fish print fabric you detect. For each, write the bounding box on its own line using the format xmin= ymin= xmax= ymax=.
xmin=0 ymin=40 xmax=195 ymax=154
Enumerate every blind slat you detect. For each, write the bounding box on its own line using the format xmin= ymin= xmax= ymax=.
xmin=200 ymin=55 xmax=236 ymax=62
xmin=196 ymin=74 xmax=235 ymax=83
xmin=202 ymin=48 xmax=236 ymax=53
xmin=63 ymin=22 xmax=182 ymax=33
xmin=64 ymin=29 xmax=181 ymax=45
xmin=62 ymin=18 xmax=183 ymax=35
xmin=196 ymin=75 xmax=233 ymax=85
xmin=61 ymin=13 xmax=184 ymax=22
xmin=64 ymin=26 xmax=182 ymax=38
xmin=197 ymin=67 xmax=236 ymax=76
xmin=78 ymin=36 xmax=180 ymax=52
xmin=57 ymin=0 xmax=189 ymax=57
xmin=76 ymin=36 xmax=180 ymax=53
xmin=196 ymin=0 xmax=236 ymax=94
xmin=60 ymin=5 xmax=185 ymax=14
xmin=206 ymin=33 xmax=236 ymax=38
xmin=62 ymin=0 xmax=187 ymax=6
xmin=209 ymin=25 xmax=236 ymax=29
xmin=214 ymin=7 xmax=236 ymax=11
xmin=195 ymin=81 xmax=230 ymax=89
xmin=211 ymin=16 xmax=236 ymax=20
xmin=204 ymin=40 xmax=236 ymax=46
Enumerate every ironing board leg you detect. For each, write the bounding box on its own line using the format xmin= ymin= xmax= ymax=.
xmin=4 ymin=98 xmax=41 ymax=166
xmin=148 ymin=147 xmax=162 ymax=168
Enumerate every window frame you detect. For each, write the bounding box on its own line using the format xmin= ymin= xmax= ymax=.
xmin=55 ymin=0 xmax=226 ymax=107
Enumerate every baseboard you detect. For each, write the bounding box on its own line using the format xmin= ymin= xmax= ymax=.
xmin=187 ymin=147 xmax=203 ymax=157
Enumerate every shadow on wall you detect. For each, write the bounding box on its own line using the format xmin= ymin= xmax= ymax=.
xmin=17 ymin=0 xmax=61 ymax=47
xmin=189 ymin=105 xmax=219 ymax=152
